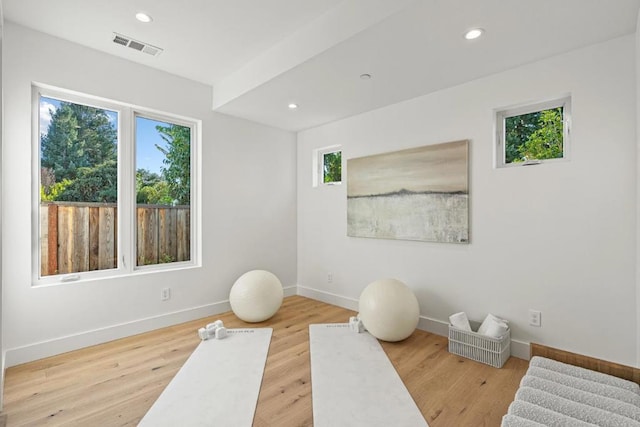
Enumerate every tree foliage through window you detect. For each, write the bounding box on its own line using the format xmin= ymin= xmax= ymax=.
xmin=505 ymin=107 xmax=564 ymax=164
xmin=40 ymin=98 xmax=191 ymax=206
xmin=323 ymin=151 xmax=342 ymax=183
xmin=41 ymin=101 xmax=117 ymax=201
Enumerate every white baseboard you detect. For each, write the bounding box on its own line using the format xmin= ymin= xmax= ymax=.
xmin=5 ymin=301 xmax=231 ymax=367
xmin=297 ymin=285 xmax=530 ymax=360
xmin=282 ymin=285 xmax=297 ymax=298
xmin=297 ymin=285 xmax=359 ymax=311
xmin=6 ymin=285 xmax=298 ymax=368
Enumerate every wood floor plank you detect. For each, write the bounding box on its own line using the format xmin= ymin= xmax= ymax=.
xmin=3 ymin=296 xmax=528 ymax=426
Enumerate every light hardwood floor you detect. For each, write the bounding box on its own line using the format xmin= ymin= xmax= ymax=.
xmin=3 ymin=296 xmax=528 ymax=426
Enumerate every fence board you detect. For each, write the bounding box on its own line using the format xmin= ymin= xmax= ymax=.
xmin=40 ymin=208 xmax=48 ymax=276
xmin=98 ymin=207 xmax=116 ymax=270
xmin=137 ymin=207 xmax=158 ymax=266
xmin=58 ymin=206 xmax=89 ymax=273
xmin=177 ymin=209 xmax=190 ymax=262
xmin=114 ymin=207 xmax=118 ymax=265
xmin=47 ymin=204 xmax=58 ymax=276
xmin=158 ymin=208 xmax=178 ymax=263
xmin=89 ymin=207 xmax=99 ymax=271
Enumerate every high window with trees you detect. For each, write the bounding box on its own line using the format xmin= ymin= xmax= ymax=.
xmin=496 ymin=96 xmax=571 ymax=167
xmin=323 ymin=151 xmax=342 ymax=183
xmin=314 ymin=145 xmax=342 ymax=186
xmin=33 ymin=86 xmax=199 ymax=285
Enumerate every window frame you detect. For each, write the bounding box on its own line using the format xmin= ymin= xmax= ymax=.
xmin=31 ymin=84 xmax=201 ymax=286
xmin=495 ymin=96 xmax=571 ymax=168
xmin=313 ymin=145 xmax=342 ymax=187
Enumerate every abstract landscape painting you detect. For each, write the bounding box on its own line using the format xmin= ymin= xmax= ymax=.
xmin=347 ymin=140 xmax=469 ymax=243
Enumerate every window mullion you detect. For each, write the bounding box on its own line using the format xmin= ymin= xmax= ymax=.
xmin=119 ymin=108 xmax=135 ymax=274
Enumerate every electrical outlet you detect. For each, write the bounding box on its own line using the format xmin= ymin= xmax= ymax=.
xmin=161 ymin=287 xmax=171 ymax=301
xmin=327 ymin=272 xmax=333 ymax=283
xmin=529 ymin=309 xmax=541 ymax=327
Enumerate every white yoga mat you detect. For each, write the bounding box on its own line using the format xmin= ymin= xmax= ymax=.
xmin=138 ymin=328 xmax=272 ymax=427
xmin=309 ymin=324 xmax=428 ymax=427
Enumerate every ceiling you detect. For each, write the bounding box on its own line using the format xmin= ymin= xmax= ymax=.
xmin=4 ymin=0 xmax=640 ymax=132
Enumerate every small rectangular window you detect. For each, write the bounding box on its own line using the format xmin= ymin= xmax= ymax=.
xmin=496 ymin=96 xmax=571 ymax=167
xmin=322 ymin=150 xmax=342 ymax=184
xmin=313 ymin=146 xmax=342 ymax=187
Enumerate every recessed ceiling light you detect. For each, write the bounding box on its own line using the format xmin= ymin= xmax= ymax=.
xmin=360 ymin=73 xmax=372 ymax=80
xmin=464 ymin=28 xmax=484 ymax=40
xmin=288 ymin=103 xmax=298 ymax=110
xmin=135 ymin=12 xmax=153 ymax=23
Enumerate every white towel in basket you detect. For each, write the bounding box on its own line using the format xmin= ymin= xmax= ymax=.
xmin=449 ymin=311 xmax=472 ymax=331
xmin=478 ymin=313 xmax=509 ymax=338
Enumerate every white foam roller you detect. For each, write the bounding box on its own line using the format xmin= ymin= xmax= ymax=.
xmin=516 ymin=386 xmax=640 ymax=426
xmin=526 ymin=366 xmax=640 ymax=408
xmin=520 ymin=375 xmax=640 ymax=422
xmin=530 ymin=357 xmax=640 ymax=394
xmin=508 ymin=399 xmax=599 ymax=426
xmin=358 ymin=278 xmax=419 ymax=342
xmin=501 ymin=414 xmax=546 ymax=427
xmin=229 ymin=270 xmax=283 ymax=322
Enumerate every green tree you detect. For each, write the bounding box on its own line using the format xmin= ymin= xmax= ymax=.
xmin=323 ymin=151 xmax=341 ymax=183
xmin=57 ymin=160 xmax=117 ymax=203
xmin=41 ymin=102 xmax=117 ymax=183
xmin=41 ymin=104 xmax=80 ymax=181
xmin=155 ymin=124 xmax=191 ymax=205
xmin=137 ymin=182 xmax=172 ymax=205
xmin=40 ymin=179 xmax=72 ymax=202
xmin=136 ymin=168 xmax=172 ymax=204
xmin=505 ymin=112 xmax=540 ymax=163
xmin=518 ymin=108 xmax=563 ymax=161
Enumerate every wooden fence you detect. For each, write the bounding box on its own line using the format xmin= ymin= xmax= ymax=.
xmin=40 ymin=202 xmax=190 ymax=276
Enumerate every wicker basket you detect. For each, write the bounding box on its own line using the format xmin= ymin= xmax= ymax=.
xmin=448 ymin=321 xmax=511 ymax=368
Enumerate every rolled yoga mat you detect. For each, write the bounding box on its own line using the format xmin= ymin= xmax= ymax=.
xmin=138 ymin=328 xmax=272 ymax=427
xmin=309 ymin=324 xmax=428 ymax=427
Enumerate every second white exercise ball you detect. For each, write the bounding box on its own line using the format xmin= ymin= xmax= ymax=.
xmin=358 ymin=278 xmax=420 ymax=342
xmin=229 ymin=270 xmax=283 ymax=322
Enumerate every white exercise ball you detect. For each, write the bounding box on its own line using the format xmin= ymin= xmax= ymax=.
xmin=229 ymin=270 xmax=283 ymax=322
xmin=358 ymin=278 xmax=420 ymax=342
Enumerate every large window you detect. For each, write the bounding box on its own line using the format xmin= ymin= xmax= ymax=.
xmin=495 ymin=96 xmax=571 ymax=167
xmin=33 ymin=86 xmax=199 ymax=284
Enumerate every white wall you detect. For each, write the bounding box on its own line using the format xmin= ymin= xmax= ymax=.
xmin=2 ymin=22 xmax=297 ymax=366
xmin=298 ymin=35 xmax=638 ymax=365
xmin=636 ymin=8 xmax=640 ymax=368
xmin=0 ymin=0 xmax=4 ymax=409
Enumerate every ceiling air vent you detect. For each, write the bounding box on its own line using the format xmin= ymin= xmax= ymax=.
xmin=112 ymin=33 xmax=163 ymax=57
